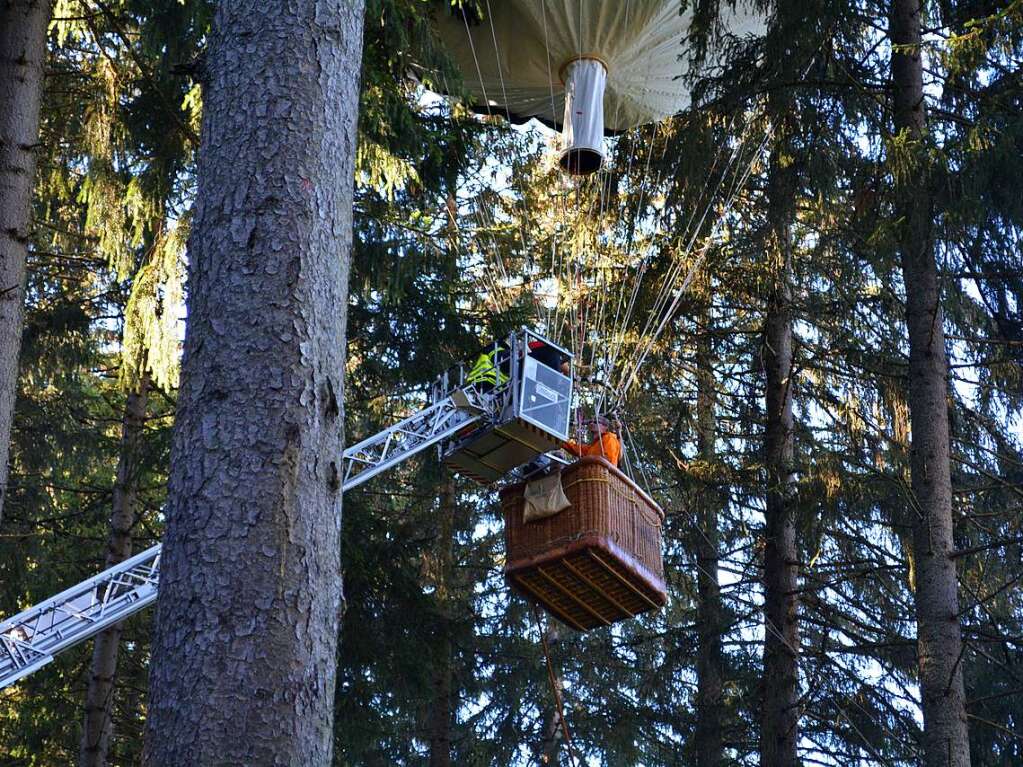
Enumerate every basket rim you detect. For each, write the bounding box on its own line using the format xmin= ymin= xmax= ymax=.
xmin=500 ymin=456 xmax=664 ymax=521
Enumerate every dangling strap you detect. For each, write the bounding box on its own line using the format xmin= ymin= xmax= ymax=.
xmin=534 ymin=605 xmax=581 ymax=767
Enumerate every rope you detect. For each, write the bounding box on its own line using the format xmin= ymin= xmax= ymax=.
xmin=614 ymin=51 xmax=826 ymax=399
xmin=534 ymin=605 xmax=581 ymax=767
xmin=621 ymin=420 xmax=654 ymax=500
xmin=616 ymin=109 xmax=772 ymax=398
xmin=603 ymin=107 xmax=748 ymax=393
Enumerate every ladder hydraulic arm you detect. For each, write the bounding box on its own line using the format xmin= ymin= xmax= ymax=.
xmin=0 ymin=390 xmax=484 ymax=689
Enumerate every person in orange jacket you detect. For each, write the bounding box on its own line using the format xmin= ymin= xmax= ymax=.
xmin=563 ymin=415 xmax=621 ymax=467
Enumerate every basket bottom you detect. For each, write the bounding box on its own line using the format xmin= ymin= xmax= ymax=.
xmin=506 ymin=544 xmax=666 ymax=631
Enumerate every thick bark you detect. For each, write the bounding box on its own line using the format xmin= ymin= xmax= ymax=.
xmin=760 ymin=132 xmax=800 ymax=767
xmin=80 ymin=375 xmax=150 ymax=767
xmin=0 ymin=0 xmax=49 ymax=523
xmin=694 ymin=302 xmax=723 ymax=767
xmin=428 ymin=481 xmax=455 ymax=767
xmin=143 ymin=3 xmax=364 ymax=765
xmin=890 ymin=1 xmax=971 ymax=764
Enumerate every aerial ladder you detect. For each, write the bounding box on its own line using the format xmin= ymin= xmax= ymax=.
xmin=0 ymin=330 xmax=573 ymax=689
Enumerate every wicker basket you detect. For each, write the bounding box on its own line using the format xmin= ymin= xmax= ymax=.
xmin=501 ymin=457 xmax=666 ymax=630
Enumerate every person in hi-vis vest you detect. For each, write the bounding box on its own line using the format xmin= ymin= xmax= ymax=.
xmin=466 ymin=345 xmax=509 ymax=392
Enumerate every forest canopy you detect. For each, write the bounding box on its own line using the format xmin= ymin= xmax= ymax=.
xmin=0 ymin=1 xmax=1021 ymax=766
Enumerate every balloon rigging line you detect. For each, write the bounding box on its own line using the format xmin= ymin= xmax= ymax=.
xmin=577 ymin=176 xmax=608 ymax=368
xmin=613 ymin=112 xmax=761 ymax=368
xmin=616 ymin=43 xmax=825 ymax=398
xmin=482 ymin=0 xmax=541 ymax=275
xmin=540 ymin=0 xmax=558 ymax=341
xmin=462 ymin=8 xmax=534 ymax=272
xmin=590 ymin=112 xmax=660 ymax=384
xmin=536 ymin=0 xmax=630 ymax=353
xmin=600 ymin=105 xmax=756 ymax=413
xmin=608 ymin=42 xmax=825 ymax=401
xmin=598 ymin=97 xmax=757 ymax=405
xmin=541 ymin=0 xmax=575 ymax=347
xmin=588 ymin=0 xmax=642 ymax=376
xmin=626 ymin=115 xmax=754 ymax=367
xmin=597 ymin=122 xmax=673 ymax=402
xmin=461 ymin=4 xmax=553 ymax=325
xmin=591 ymin=0 xmax=650 ymax=375
xmin=617 ymin=114 xmax=774 ymax=401
xmin=438 ymin=67 xmax=516 ymax=316
xmin=621 ymin=419 xmax=653 ymax=498
xmin=476 ymin=197 xmax=509 ymax=283
xmin=615 ymin=106 xmax=768 ymax=393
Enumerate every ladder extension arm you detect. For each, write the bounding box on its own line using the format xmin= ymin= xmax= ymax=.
xmin=0 ymin=392 xmax=483 ymax=689
xmin=0 ymin=545 xmax=162 ymax=688
xmin=339 ymin=389 xmax=481 ymax=491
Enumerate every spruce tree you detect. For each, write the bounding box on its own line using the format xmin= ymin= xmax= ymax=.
xmin=0 ymin=0 xmax=50 ymax=522
xmin=143 ymin=2 xmax=365 ymax=762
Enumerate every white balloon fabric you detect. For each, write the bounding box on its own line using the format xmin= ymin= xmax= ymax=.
xmin=435 ymin=1 xmax=767 ymax=134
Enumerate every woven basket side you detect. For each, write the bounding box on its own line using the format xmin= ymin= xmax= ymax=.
xmin=503 ymin=459 xmax=664 ymax=580
xmin=502 ymin=464 xmax=611 ymax=564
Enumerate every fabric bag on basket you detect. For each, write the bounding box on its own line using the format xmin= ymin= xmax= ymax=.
xmin=523 ymin=472 xmax=571 ymax=522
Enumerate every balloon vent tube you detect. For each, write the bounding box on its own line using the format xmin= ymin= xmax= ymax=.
xmin=559 ymin=58 xmax=606 ymax=175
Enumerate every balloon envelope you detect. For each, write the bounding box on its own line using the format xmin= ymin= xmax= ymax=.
xmin=435 ymin=0 xmax=767 ymax=134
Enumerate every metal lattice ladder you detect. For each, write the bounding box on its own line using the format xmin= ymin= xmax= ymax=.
xmin=0 ymin=546 xmax=162 ymax=688
xmin=0 ymin=389 xmax=487 ymax=689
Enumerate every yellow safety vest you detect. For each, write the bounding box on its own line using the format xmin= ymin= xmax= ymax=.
xmin=466 ymin=348 xmax=508 ymax=386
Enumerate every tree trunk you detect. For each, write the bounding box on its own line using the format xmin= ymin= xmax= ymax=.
xmin=428 ymin=480 xmax=455 ymax=767
xmin=760 ymin=128 xmax=800 ymax=767
xmin=427 ymin=628 xmax=453 ymax=767
xmin=0 ymin=0 xmax=49 ymax=523
xmin=80 ymin=375 xmax=150 ymax=767
xmin=890 ymin=1 xmax=971 ymax=764
xmin=143 ymin=2 xmax=365 ymax=764
xmin=694 ymin=298 xmax=723 ymax=767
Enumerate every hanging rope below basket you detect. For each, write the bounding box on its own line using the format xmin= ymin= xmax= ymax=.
xmin=534 ymin=604 xmax=581 ymax=767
